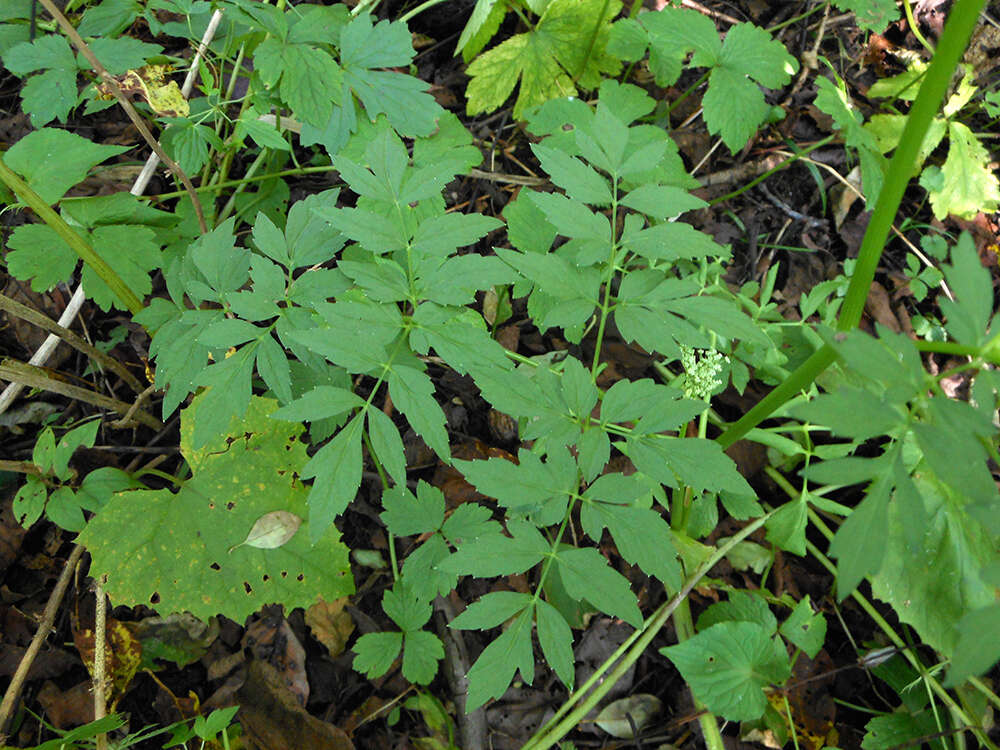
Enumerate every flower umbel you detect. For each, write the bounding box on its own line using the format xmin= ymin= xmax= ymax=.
xmin=681 ymin=346 xmax=728 ymax=400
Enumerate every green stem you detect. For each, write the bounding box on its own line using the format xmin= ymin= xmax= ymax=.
xmin=837 ymin=0 xmax=983 ymax=332
xmin=903 ymin=0 xmax=935 ymax=52
xmin=398 ymin=0 xmax=449 ymax=23
xmin=133 ymin=467 xmax=184 ymax=487
xmin=914 ymin=340 xmax=991 ymax=359
xmin=362 ymin=429 xmax=399 ymax=581
xmin=524 ymin=507 xmax=778 ymax=750
xmin=0 ymin=158 xmax=144 ymax=314
xmin=766 ymin=1 xmax=827 ymax=32
xmin=664 ymin=71 xmax=710 ymax=118
xmin=133 ymin=165 xmax=340 ymax=202
xmin=215 ymin=149 xmax=270 ymax=224
xmin=674 ymin=597 xmax=726 ymax=750
xmin=590 ymin=177 xmax=621 ymax=378
xmin=716 ymin=0 xmax=987 ymax=448
xmin=708 ymin=135 xmax=835 ymax=206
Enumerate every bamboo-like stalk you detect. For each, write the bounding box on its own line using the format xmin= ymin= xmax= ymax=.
xmin=717 ymin=0 xmax=988 ymax=449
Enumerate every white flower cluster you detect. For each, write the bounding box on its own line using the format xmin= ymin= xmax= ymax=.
xmin=680 ymin=346 xmax=729 ymax=401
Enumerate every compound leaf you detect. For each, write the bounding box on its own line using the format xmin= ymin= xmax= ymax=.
xmin=465 ymin=0 xmax=620 ymax=119
xmin=928 ymin=121 xmax=1000 ymax=221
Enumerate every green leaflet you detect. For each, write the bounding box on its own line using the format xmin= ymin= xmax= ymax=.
xmin=831 ymin=0 xmax=900 ymax=32
xmin=298 ymin=14 xmax=444 ymax=155
xmin=455 ymin=448 xmax=576 ymax=517
xmin=4 ymin=128 xmax=129 ymax=204
xmin=381 ymin=481 xmax=445 ymax=537
xmin=871 ymin=472 xmax=997 ymax=657
xmin=464 ymin=609 xmax=536 ymax=710
xmin=779 ymin=596 xmax=827 ymax=659
xmin=813 ymin=74 xmax=887 ymax=206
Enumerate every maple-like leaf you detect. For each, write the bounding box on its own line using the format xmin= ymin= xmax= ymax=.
xmin=79 ymin=396 xmax=353 ymax=622
xmin=465 ymin=0 xmax=621 ymax=119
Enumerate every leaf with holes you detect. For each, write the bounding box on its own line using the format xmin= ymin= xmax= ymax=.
xmin=79 ymin=395 xmax=353 ymax=622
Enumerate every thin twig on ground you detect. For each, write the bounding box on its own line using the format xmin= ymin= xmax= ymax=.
xmin=0 ymin=545 xmax=86 ymax=738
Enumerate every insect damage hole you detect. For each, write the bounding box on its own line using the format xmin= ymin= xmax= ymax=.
xmin=210 ymin=562 xmax=221 ymax=571
xmin=243 ymin=582 xmax=253 ymax=594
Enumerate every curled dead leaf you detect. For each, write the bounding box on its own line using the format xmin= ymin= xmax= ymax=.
xmin=228 ymin=510 xmax=302 ymax=553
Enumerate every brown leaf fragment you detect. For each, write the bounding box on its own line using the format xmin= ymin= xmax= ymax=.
xmin=236 ymin=659 xmax=354 ymax=750
xmin=305 ymin=597 xmax=355 ymax=658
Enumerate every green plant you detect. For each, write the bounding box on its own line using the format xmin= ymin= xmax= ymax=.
xmin=12 ymin=419 xmax=138 ymax=532
xmin=610 ymin=6 xmax=798 ymax=152
xmin=817 ymin=60 xmax=1000 ymax=220
xmin=3 ymin=707 xmax=240 ymax=750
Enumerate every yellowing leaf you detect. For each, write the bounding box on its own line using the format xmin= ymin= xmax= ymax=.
xmin=465 ymin=0 xmax=621 ymax=119
xmin=97 ymin=65 xmax=189 ymax=117
xmin=927 ymin=121 xmax=1000 ymax=220
xmin=229 ymin=510 xmax=303 ymax=553
xmin=595 ymin=694 xmax=663 ymax=738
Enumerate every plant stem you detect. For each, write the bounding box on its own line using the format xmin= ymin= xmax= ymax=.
xmin=574 ymin=0 xmax=612 ymax=83
xmin=590 ymin=177 xmax=621 ymax=378
xmin=0 ymin=159 xmax=144 ymax=314
xmin=716 ymin=0 xmax=987 ymax=448
xmin=36 ymin=0 xmax=207 ymax=234
xmin=673 ymin=598 xmax=726 ymax=750
xmin=524 ymin=508 xmax=778 ymax=750
xmin=398 ymin=0 xmax=449 ymax=24
xmin=903 ymin=0 xmax=935 ymax=52
xmin=133 ymin=164 xmax=341 ymax=202
xmin=707 ymin=135 xmax=835 ymax=205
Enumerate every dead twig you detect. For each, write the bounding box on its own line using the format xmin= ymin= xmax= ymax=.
xmin=35 ymin=0 xmax=208 ymax=235
xmin=0 ymin=359 xmax=164 ymax=430
xmin=434 ymin=595 xmax=488 ymax=749
xmin=0 ymin=293 xmax=145 ymax=394
xmin=0 ymin=545 xmax=86 ymax=738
